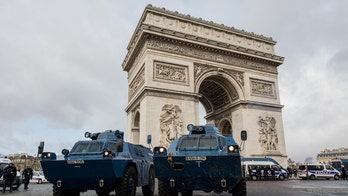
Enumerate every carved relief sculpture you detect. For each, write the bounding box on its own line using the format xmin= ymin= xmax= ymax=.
xmin=154 ymin=61 xmax=188 ymax=84
xmin=250 ymin=78 xmax=276 ymax=98
xmin=159 ymin=104 xmax=184 ymax=147
xmin=258 ymin=113 xmax=279 ymax=152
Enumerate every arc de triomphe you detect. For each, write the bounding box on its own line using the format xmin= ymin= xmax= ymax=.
xmin=122 ymin=5 xmax=288 ymax=166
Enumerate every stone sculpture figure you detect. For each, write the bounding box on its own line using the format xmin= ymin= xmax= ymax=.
xmin=258 ymin=114 xmax=279 ymax=151
xmin=159 ymin=104 xmax=184 ymax=147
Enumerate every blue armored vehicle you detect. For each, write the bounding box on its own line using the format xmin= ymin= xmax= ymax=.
xmin=153 ymin=124 xmax=247 ymax=196
xmin=41 ymin=130 xmax=154 ymax=196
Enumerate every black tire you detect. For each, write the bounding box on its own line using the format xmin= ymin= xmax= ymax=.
xmin=310 ymin=175 xmax=315 ymax=180
xmin=96 ymin=189 xmax=111 ymax=196
xmin=158 ymin=180 xmax=178 ymax=196
xmin=334 ymin=175 xmax=340 ymax=180
xmin=38 ymin=179 xmax=42 ymax=184
xmin=181 ymin=190 xmax=193 ymax=196
xmin=53 ymin=185 xmax=80 ymax=196
xmin=117 ymin=167 xmax=137 ymax=196
xmin=279 ymin=175 xmax=285 ymax=180
xmin=231 ymin=179 xmax=247 ymax=196
xmin=251 ymin=175 xmax=258 ymax=181
xmin=142 ymin=168 xmax=155 ymax=196
xmin=53 ymin=185 xmax=63 ymax=196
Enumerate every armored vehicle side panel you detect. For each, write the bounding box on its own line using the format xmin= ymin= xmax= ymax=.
xmin=41 ymin=130 xmax=154 ymax=196
xmin=153 ymin=124 xmax=246 ymax=196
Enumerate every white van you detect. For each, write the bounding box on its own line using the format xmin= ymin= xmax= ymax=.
xmin=242 ymin=160 xmax=288 ymax=181
xmin=298 ymin=164 xmax=340 ymax=180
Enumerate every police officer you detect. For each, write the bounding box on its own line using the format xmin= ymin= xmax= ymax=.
xmin=0 ymin=167 xmax=3 ymax=179
xmin=342 ymin=166 xmax=347 ymax=180
xmin=2 ymin=163 xmax=17 ymax=193
xmin=22 ymin=166 xmax=33 ymax=189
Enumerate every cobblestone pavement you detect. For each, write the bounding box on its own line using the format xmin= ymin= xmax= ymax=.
xmin=2 ymin=179 xmax=348 ymax=196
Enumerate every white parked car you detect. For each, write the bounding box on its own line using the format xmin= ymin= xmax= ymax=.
xmin=30 ymin=171 xmax=47 ymax=184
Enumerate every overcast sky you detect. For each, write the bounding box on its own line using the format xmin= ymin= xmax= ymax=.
xmin=1 ymin=0 xmax=347 ymax=163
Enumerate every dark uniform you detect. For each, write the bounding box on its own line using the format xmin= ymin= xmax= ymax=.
xmin=342 ymin=166 xmax=347 ymax=180
xmin=2 ymin=163 xmax=17 ymax=193
xmin=22 ymin=167 xmax=33 ymax=189
xmin=0 ymin=167 xmax=3 ymax=179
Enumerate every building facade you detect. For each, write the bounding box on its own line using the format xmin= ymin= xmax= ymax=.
xmin=317 ymin=148 xmax=348 ymax=164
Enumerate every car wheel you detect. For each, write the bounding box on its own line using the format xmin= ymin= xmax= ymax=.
xmin=279 ymin=175 xmax=285 ymax=180
xmin=251 ymin=175 xmax=258 ymax=181
xmin=38 ymin=179 xmax=42 ymax=184
xmin=334 ymin=175 xmax=340 ymax=180
xmin=310 ymin=175 xmax=315 ymax=180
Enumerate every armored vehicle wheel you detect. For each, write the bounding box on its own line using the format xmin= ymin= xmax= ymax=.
xmin=180 ymin=190 xmax=193 ymax=196
xmin=116 ymin=166 xmax=137 ymax=196
xmin=53 ymin=185 xmax=80 ymax=196
xmin=142 ymin=168 xmax=155 ymax=196
xmin=158 ymin=180 xmax=178 ymax=196
xmin=96 ymin=189 xmax=111 ymax=196
xmin=231 ymin=179 xmax=246 ymax=196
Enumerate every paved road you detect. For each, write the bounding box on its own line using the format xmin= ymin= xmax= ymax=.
xmin=2 ymin=179 xmax=348 ymax=196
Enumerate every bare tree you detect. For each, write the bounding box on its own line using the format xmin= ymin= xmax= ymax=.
xmin=304 ymin=157 xmax=314 ymax=164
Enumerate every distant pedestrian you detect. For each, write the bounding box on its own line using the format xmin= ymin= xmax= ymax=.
xmin=256 ymin=166 xmax=261 ymax=180
xmin=341 ymin=166 xmax=347 ymax=180
xmin=270 ymin=167 xmax=276 ymax=180
xmin=287 ymin=167 xmax=292 ymax=178
xmin=0 ymin=167 xmax=3 ymax=179
xmin=293 ymin=168 xmax=297 ymax=178
xmin=22 ymin=167 xmax=33 ymax=189
xmin=2 ymin=163 xmax=17 ymax=193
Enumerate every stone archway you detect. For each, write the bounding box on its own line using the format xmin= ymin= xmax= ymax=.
xmin=131 ymin=111 xmax=140 ymax=144
xmin=122 ymin=5 xmax=288 ymax=166
xmin=219 ymin=119 xmax=232 ymax=136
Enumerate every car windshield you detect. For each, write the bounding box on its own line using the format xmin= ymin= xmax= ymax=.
xmin=70 ymin=141 xmax=104 ymax=154
xmin=179 ymin=135 xmax=218 ymax=150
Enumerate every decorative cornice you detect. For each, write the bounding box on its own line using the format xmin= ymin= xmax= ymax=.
xmin=144 ymin=4 xmax=275 ymax=43
xmin=204 ymin=100 xmax=283 ymax=119
xmin=125 ymin=86 xmax=200 ymax=113
xmin=122 ymin=5 xmax=285 ymax=72
xmin=144 ymin=36 xmax=279 ymax=73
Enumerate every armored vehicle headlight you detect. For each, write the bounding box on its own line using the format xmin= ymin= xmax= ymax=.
xmin=41 ymin=152 xmax=57 ymax=160
xmin=103 ymin=150 xmax=110 ymax=157
xmin=228 ymin=146 xmax=235 ymax=152
xmin=102 ymin=150 xmax=115 ymax=157
xmin=228 ymin=145 xmax=239 ymax=153
xmin=154 ymin=147 xmax=167 ymax=155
